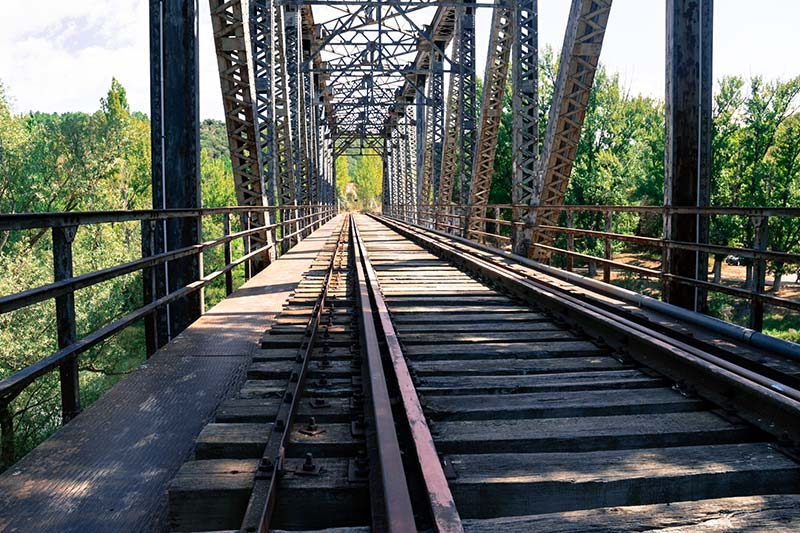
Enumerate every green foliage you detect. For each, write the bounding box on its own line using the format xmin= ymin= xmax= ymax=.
xmin=0 ymin=81 xmax=238 ymax=469
xmin=336 ymin=151 xmax=383 ymax=211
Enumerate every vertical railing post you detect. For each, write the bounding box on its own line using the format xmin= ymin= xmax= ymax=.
xmin=750 ymin=216 xmax=768 ymax=331
xmin=223 ymin=212 xmax=233 ymax=296
xmin=142 ymin=219 xmax=159 ymax=357
xmin=52 ymin=225 xmax=81 ymax=423
xmin=566 ymin=211 xmax=574 ymax=272
xmin=603 ymin=210 xmax=612 ymax=283
xmin=1 ymin=402 xmax=14 ymax=469
xmin=280 ymin=207 xmax=289 ymax=256
xmin=242 ymin=211 xmax=252 ymax=281
xmin=494 ymin=207 xmax=502 ymax=248
xmin=197 ymin=213 xmax=205 ymax=314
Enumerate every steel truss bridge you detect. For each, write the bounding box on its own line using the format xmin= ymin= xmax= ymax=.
xmin=3 ymin=0 xmax=800 ymax=531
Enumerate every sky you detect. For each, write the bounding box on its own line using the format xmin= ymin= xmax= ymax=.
xmin=1 ymin=0 xmax=799 ymax=120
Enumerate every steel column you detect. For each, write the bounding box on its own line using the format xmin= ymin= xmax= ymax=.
xmin=511 ymin=0 xmax=539 ymax=254
xmin=663 ymin=0 xmax=713 ymax=311
xmin=148 ymin=0 xmax=202 ymax=345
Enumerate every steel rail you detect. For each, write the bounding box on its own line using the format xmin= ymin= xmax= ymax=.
xmin=350 ymin=215 xmax=417 ymax=532
xmin=240 ymin=217 xmax=349 ymax=533
xmin=374 ymin=214 xmax=800 ymax=446
xmin=351 ymin=217 xmax=463 ymax=532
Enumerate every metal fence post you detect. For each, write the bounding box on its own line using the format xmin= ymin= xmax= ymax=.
xmin=223 ymin=212 xmax=233 ymax=296
xmin=141 ymin=220 xmax=159 ymax=357
xmin=750 ymin=216 xmax=768 ymax=331
xmin=566 ymin=211 xmax=574 ymax=272
xmin=603 ymin=210 xmax=613 ymax=283
xmin=242 ymin=211 xmax=252 ymax=281
xmin=197 ymin=214 xmax=205 ymax=314
xmin=52 ymin=225 xmax=81 ymax=423
xmin=1 ymin=403 xmax=13 ymax=469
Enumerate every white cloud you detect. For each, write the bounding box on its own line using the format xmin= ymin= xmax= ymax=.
xmin=0 ymin=0 xmax=224 ymax=120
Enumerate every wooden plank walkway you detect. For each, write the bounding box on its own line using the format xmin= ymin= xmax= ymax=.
xmin=0 ymin=216 xmax=343 ymax=533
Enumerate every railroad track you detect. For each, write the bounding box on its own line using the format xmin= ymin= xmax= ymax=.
xmin=168 ymin=214 xmax=800 ymax=532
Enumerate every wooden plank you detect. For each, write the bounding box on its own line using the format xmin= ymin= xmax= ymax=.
xmin=247 ymin=360 xmax=353 ymax=380
xmin=393 ymin=312 xmax=549 ymax=324
xmin=215 ymin=397 xmax=352 ymax=424
xmin=383 ymin=294 xmax=504 ymax=302
xmin=417 ymin=369 xmax=663 ymax=395
xmin=397 ymin=321 xmax=561 ymax=334
xmin=433 ymin=411 xmax=756 ymax=454
xmin=261 ymin=334 xmax=352 ymax=349
xmin=462 ymin=494 xmax=800 ymax=531
xmin=405 ymin=340 xmax=604 ymax=360
xmin=411 ymin=356 xmax=628 ymax=376
xmin=447 ymin=443 xmax=800 ymax=518
xmin=401 ymin=330 xmax=577 ymax=345
xmin=240 ymin=379 xmax=353 ymax=398
xmin=168 ymin=458 xmax=368 ymax=531
xmin=424 ymin=388 xmax=706 ymax=420
xmin=388 ymin=304 xmax=529 ymax=314
xmin=252 ymin=346 xmax=353 ymax=362
xmin=194 ymin=422 xmax=357 ymax=459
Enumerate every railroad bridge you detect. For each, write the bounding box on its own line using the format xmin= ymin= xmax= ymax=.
xmin=1 ymin=1 xmax=800 ymax=531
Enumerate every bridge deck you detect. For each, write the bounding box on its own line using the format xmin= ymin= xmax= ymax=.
xmin=0 ymin=216 xmax=343 ymax=533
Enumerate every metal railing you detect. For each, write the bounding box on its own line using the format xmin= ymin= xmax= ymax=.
xmin=0 ymin=204 xmax=336 ymax=466
xmin=386 ymin=202 xmax=800 ymax=332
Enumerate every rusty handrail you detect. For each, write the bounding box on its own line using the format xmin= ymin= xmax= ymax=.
xmin=0 ymin=205 xmax=336 ymax=468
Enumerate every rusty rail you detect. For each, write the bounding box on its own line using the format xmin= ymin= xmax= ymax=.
xmin=352 ymin=216 xmax=463 ymax=532
xmin=240 ymin=216 xmax=348 ymax=533
xmin=351 ymin=216 xmax=417 ymax=532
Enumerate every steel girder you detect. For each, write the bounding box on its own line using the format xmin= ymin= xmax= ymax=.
xmin=466 ymin=2 xmax=513 ymax=241
xmin=209 ymin=0 xmax=275 ymax=266
xmin=251 ymin=0 xmax=277 ymax=210
xmin=429 ymin=47 xmax=445 ymax=214
xmin=415 ymin=78 xmax=427 ymax=211
xmin=285 ymin=6 xmax=304 ymax=209
xmin=511 ymin=0 xmax=539 ymax=255
xmin=436 ymin=3 xmax=476 ymax=232
xmin=304 ymin=3 xmax=461 ymax=162
xmin=529 ymin=0 xmax=612 ymax=261
xmin=403 ymin=107 xmax=417 ymax=221
xmin=458 ymin=2 xmax=477 ymax=211
xmin=436 ymin=22 xmax=463 ymax=229
xmin=271 ymin=2 xmax=299 ymax=251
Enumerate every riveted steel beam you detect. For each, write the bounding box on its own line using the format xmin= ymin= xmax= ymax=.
xmin=529 ymin=0 xmax=612 ymax=260
xmin=466 ymin=1 xmax=513 ymax=241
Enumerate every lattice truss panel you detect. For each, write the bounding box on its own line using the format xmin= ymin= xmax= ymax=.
xmin=467 ymin=3 xmax=513 ymax=240
xmin=209 ymin=0 xmax=274 ymax=257
xmin=530 ymin=0 xmax=612 ymax=259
